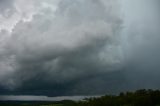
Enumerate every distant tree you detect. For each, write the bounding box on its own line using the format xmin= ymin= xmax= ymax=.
xmin=73 ymin=89 xmax=160 ymax=106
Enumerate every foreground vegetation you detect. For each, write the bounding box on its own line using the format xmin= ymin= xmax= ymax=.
xmin=76 ymin=89 xmax=160 ymax=106
xmin=1 ymin=89 xmax=160 ymax=106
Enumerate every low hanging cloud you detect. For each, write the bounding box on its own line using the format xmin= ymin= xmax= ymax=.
xmin=0 ymin=0 xmax=123 ymax=93
xmin=1 ymin=0 xmax=159 ymax=96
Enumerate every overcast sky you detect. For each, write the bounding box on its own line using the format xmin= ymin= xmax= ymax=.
xmin=0 ymin=0 xmax=160 ymax=96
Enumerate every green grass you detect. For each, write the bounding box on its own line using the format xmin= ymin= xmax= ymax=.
xmin=40 ymin=104 xmax=63 ymax=106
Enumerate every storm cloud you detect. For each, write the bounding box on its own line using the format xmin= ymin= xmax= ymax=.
xmin=0 ymin=0 xmax=160 ymax=96
xmin=121 ymin=0 xmax=160 ymax=90
xmin=0 ymin=0 xmax=123 ymax=95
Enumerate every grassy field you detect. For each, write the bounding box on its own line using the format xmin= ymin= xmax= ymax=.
xmin=39 ymin=104 xmax=63 ymax=106
xmin=0 ymin=100 xmax=77 ymax=106
xmin=0 ymin=101 xmax=65 ymax=106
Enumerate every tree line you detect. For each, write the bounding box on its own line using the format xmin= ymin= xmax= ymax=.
xmin=66 ymin=89 xmax=160 ymax=106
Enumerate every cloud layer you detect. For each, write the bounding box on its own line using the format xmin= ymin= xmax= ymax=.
xmin=120 ymin=0 xmax=160 ymax=90
xmin=0 ymin=0 xmax=123 ymax=94
xmin=0 ymin=0 xmax=160 ymax=96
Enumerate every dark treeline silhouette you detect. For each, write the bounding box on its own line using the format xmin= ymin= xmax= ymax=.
xmin=72 ymin=89 xmax=160 ymax=106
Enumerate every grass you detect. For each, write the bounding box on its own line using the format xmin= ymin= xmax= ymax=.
xmin=40 ymin=104 xmax=63 ymax=106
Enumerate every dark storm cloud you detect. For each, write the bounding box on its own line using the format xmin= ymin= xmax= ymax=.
xmin=0 ymin=0 xmax=160 ymax=96
xmin=121 ymin=0 xmax=160 ymax=90
xmin=0 ymin=0 xmax=124 ymax=95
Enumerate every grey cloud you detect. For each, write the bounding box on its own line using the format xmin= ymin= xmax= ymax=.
xmin=121 ymin=0 xmax=160 ymax=90
xmin=0 ymin=0 xmax=16 ymax=17
xmin=0 ymin=0 xmax=123 ymax=95
xmin=1 ymin=0 xmax=159 ymax=96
